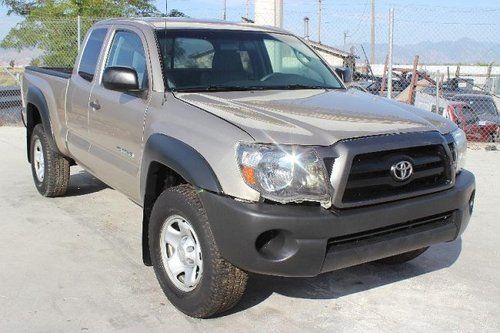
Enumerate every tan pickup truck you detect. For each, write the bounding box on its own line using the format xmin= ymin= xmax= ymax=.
xmin=22 ymin=18 xmax=475 ymax=318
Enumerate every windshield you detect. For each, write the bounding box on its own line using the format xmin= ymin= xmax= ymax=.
xmin=156 ymin=29 xmax=343 ymax=92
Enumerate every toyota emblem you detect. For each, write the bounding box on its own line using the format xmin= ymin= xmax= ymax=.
xmin=390 ymin=160 xmax=413 ymax=182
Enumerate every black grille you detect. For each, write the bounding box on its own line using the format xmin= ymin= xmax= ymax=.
xmin=327 ymin=211 xmax=454 ymax=248
xmin=342 ymin=144 xmax=452 ymax=203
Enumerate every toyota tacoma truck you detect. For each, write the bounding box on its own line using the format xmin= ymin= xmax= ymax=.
xmin=21 ymin=18 xmax=475 ymax=318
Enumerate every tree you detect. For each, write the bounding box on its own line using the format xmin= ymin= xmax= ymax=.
xmin=29 ymin=58 xmax=41 ymax=66
xmin=166 ymin=9 xmax=188 ymax=17
xmin=9 ymin=59 xmax=15 ymax=68
xmin=0 ymin=0 xmax=160 ymax=67
xmin=0 ymin=1 xmax=159 ymax=17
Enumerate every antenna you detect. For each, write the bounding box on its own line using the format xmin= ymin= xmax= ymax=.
xmin=164 ymin=0 xmax=168 ymax=35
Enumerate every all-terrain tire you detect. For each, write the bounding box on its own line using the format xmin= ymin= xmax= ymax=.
xmin=376 ymin=247 xmax=429 ymax=265
xmin=30 ymin=124 xmax=70 ymax=197
xmin=149 ymin=184 xmax=248 ymax=318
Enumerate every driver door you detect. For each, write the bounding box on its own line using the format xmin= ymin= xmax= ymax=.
xmin=87 ymin=27 xmax=152 ymax=198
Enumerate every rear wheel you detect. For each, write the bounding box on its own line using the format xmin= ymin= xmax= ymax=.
xmin=149 ymin=184 xmax=248 ymax=318
xmin=376 ymin=247 xmax=428 ymax=265
xmin=30 ymin=124 xmax=70 ymax=197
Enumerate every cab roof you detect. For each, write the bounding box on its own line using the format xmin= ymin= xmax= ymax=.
xmin=96 ymin=17 xmax=289 ymax=34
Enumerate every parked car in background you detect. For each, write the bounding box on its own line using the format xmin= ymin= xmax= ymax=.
xmin=414 ymin=87 xmax=450 ymax=116
xmin=445 ymin=102 xmax=499 ymax=142
xmin=451 ymin=94 xmax=500 ymax=126
xmin=352 ymin=71 xmax=411 ymax=96
xmin=347 ymin=82 xmax=370 ymax=93
xmin=415 ymin=89 xmax=500 ymax=142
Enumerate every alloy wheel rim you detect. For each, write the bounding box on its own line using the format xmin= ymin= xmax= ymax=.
xmin=33 ymin=139 xmax=45 ymax=182
xmin=160 ymin=215 xmax=203 ymax=292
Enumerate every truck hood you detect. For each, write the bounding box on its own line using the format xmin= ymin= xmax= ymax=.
xmin=175 ymin=89 xmax=455 ymax=146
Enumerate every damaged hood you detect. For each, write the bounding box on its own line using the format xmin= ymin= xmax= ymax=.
xmin=175 ymin=89 xmax=456 ymax=146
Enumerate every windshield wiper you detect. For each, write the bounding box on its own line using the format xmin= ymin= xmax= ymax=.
xmin=283 ymin=84 xmax=340 ymax=90
xmin=173 ymin=84 xmax=342 ymax=93
xmin=173 ymin=85 xmax=253 ymax=92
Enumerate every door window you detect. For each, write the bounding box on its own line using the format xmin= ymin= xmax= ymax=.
xmin=78 ymin=28 xmax=108 ymax=82
xmin=105 ymin=30 xmax=148 ymax=90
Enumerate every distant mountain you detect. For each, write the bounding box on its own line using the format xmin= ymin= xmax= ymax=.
xmin=0 ymin=48 xmax=42 ymax=67
xmin=352 ymin=38 xmax=499 ymax=64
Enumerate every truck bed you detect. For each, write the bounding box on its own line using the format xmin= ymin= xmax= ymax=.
xmin=25 ymin=66 xmax=73 ymax=79
xmin=22 ymin=66 xmax=73 ymax=141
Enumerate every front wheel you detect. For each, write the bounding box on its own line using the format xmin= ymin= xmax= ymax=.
xmin=149 ymin=184 xmax=248 ymax=318
xmin=30 ymin=124 xmax=70 ymax=197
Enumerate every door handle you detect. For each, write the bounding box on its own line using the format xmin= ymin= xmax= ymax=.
xmin=89 ymin=100 xmax=101 ymax=111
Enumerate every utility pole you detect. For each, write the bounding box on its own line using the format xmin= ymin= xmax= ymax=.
xmin=370 ymin=0 xmax=375 ymax=64
xmin=246 ymin=0 xmax=250 ymax=19
xmin=343 ymin=31 xmax=350 ymax=48
xmin=223 ymin=0 xmax=227 ymax=20
xmin=317 ymin=0 xmax=322 ymax=44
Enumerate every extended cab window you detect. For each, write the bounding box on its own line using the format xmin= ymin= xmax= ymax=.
xmin=105 ymin=30 xmax=148 ymax=90
xmin=79 ymin=28 xmax=108 ymax=82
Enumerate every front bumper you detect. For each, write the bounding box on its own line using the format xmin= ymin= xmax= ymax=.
xmin=200 ymin=170 xmax=475 ymax=277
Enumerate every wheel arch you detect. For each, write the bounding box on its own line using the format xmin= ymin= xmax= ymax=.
xmin=25 ymin=85 xmax=57 ymax=162
xmin=140 ymin=133 xmax=223 ymax=265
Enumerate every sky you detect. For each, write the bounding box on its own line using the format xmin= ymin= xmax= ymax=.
xmin=1 ymin=0 xmax=499 ymax=45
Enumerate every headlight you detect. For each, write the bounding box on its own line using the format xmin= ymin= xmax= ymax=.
xmin=236 ymin=143 xmax=331 ymax=208
xmin=451 ymin=128 xmax=467 ymax=173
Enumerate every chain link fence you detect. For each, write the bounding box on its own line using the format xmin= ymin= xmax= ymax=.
xmin=0 ymin=16 xmax=101 ymax=125
xmin=278 ymin=2 xmax=499 ymax=146
xmin=0 ymin=1 xmax=499 ymax=145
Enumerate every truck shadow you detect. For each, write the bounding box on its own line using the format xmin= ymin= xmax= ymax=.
xmin=225 ymin=238 xmax=462 ymax=316
xmin=64 ymin=170 xmax=108 ymax=197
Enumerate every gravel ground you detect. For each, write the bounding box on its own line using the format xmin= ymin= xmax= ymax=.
xmin=0 ymin=126 xmax=499 ymax=332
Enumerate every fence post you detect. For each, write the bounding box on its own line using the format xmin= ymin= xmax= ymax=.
xmin=370 ymin=0 xmax=375 ymax=64
xmin=380 ymin=54 xmax=388 ymax=95
xmin=387 ymin=8 xmax=394 ymax=99
xmin=435 ymin=70 xmax=441 ymax=114
xmin=406 ymin=55 xmax=419 ymax=105
xmin=77 ymin=15 xmax=82 ymax=52
xmin=317 ymin=0 xmax=322 ymax=43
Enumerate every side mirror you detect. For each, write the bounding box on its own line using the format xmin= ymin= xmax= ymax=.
xmin=102 ymin=66 xmax=141 ymax=92
xmin=335 ymin=67 xmax=353 ymax=84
